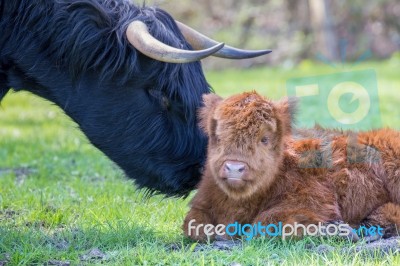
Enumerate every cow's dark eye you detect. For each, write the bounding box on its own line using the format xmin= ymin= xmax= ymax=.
xmin=161 ymin=95 xmax=171 ymax=111
xmin=261 ymin=137 xmax=269 ymax=145
xmin=148 ymin=89 xmax=171 ymax=111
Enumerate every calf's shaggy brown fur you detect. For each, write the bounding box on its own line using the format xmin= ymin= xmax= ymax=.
xmin=183 ymin=91 xmax=400 ymax=241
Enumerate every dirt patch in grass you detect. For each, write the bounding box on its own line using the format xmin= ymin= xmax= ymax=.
xmin=0 ymin=254 xmax=10 ymax=266
xmin=0 ymin=209 xmax=19 ymax=221
xmin=44 ymin=260 xmax=71 ymax=266
xmin=0 ymin=167 xmax=37 ymax=176
xmin=194 ymin=240 xmax=242 ymax=252
xmin=174 ymin=236 xmax=400 ymax=257
xmin=167 ymin=239 xmax=242 ymax=253
xmin=79 ymin=248 xmax=106 ymax=262
xmin=309 ymin=236 xmax=400 ymax=256
xmin=0 ymin=166 xmax=37 ymax=186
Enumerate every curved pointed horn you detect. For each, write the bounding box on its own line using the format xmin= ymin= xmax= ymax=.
xmin=126 ymin=21 xmax=224 ymax=63
xmin=176 ymin=21 xmax=272 ymax=59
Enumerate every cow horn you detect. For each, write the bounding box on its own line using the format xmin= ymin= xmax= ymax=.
xmin=126 ymin=21 xmax=225 ymax=63
xmin=176 ymin=21 xmax=272 ymax=59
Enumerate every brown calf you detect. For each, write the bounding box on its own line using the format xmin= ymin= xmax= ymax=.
xmin=183 ymin=91 xmax=400 ymax=241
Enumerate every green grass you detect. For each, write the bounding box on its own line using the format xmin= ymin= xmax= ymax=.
xmin=1 ymin=60 xmax=400 ymax=265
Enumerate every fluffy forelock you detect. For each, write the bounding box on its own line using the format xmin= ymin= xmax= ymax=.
xmin=214 ymin=92 xmax=278 ymax=145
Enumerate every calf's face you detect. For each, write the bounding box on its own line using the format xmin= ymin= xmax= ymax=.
xmin=199 ymin=92 xmax=294 ymax=199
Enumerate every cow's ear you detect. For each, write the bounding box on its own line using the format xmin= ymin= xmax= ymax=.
xmin=276 ymin=97 xmax=298 ymax=135
xmin=198 ymin=93 xmax=222 ymax=136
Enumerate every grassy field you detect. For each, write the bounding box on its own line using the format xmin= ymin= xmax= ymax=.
xmin=1 ymin=60 xmax=400 ymax=265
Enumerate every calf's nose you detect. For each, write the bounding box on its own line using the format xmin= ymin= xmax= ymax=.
xmin=224 ymin=161 xmax=247 ymax=179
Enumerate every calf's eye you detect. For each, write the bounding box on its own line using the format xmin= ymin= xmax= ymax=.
xmin=261 ymin=137 xmax=269 ymax=145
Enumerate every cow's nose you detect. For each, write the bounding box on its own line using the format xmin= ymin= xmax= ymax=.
xmin=224 ymin=161 xmax=247 ymax=179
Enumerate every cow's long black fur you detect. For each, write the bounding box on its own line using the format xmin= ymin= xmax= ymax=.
xmin=0 ymin=0 xmax=211 ymax=196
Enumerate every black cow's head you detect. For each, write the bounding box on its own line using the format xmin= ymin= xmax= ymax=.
xmin=0 ymin=0 xmax=270 ymax=196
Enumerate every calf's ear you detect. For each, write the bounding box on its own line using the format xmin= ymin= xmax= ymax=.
xmin=276 ymin=97 xmax=298 ymax=135
xmin=198 ymin=93 xmax=223 ymax=136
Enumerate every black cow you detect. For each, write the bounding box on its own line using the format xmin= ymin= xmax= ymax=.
xmin=0 ymin=0 xmax=270 ymax=196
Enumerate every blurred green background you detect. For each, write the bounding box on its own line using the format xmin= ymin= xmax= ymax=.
xmin=157 ymin=0 xmax=400 ymax=69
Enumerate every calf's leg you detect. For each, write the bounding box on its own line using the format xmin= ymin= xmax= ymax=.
xmin=183 ymin=207 xmax=216 ymax=242
xmin=363 ymin=202 xmax=400 ymax=238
